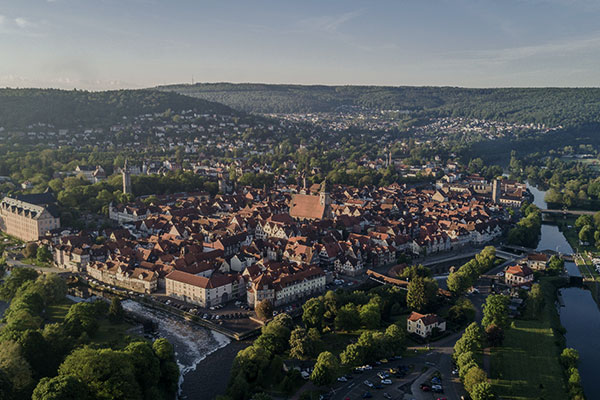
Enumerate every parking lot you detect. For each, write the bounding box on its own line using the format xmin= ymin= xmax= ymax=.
xmin=317 ymin=358 xmax=449 ymax=400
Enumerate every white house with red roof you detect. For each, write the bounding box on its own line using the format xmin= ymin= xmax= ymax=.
xmin=504 ymin=264 xmax=534 ymax=287
xmin=407 ymin=312 xmax=446 ymax=338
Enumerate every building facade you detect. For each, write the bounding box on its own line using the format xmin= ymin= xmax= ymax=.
xmin=165 ymin=270 xmax=235 ymax=308
xmin=0 ymin=194 xmax=60 ymax=241
xmin=406 ymin=312 xmax=446 ymax=338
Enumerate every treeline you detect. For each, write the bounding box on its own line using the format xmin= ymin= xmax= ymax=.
xmin=447 ymin=246 xmax=496 ymax=297
xmin=453 ymin=294 xmax=510 ymax=400
xmin=0 ymin=88 xmax=234 ymax=129
xmin=509 ymin=149 xmax=600 ymax=209
xmin=0 ymin=269 xmax=179 ymax=400
xmin=160 ymin=83 xmax=600 ymax=128
xmin=507 ymin=203 xmax=542 ymax=248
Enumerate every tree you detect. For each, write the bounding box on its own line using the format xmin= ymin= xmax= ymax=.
xmin=456 ymin=351 xmax=476 ymax=371
xmin=36 ymin=245 xmax=52 ymax=263
xmin=0 ymin=340 xmax=33 ymax=392
xmin=64 ymin=302 xmax=99 ymax=337
xmin=527 ymin=283 xmax=543 ymax=316
xmin=0 ymin=368 xmax=13 ymax=400
xmin=463 ymin=366 xmax=487 ymax=393
xmin=334 ymin=303 xmax=360 ymax=331
xmin=0 ymin=268 xmax=38 ymax=301
xmin=453 ymin=336 xmax=481 ymax=359
xmin=124 ymin=341 xmax=161 ymax=399
xmin=547 ymin=255 xmax=564 ymax=275
xmin=560 ymin=348 xmax=580 ymax=369
xmin=485 ymin=324 xmax=504 ymax=347
xmin=310 ymin=351 xmax=339 ymax=386
xmin=302 ymin=298 xmax=325 ymax=331
xmin=575 ymin=215 xmax=593 ymax=229
xmin=448 ymin=297 xmax=476 ymax=325
xmin=36 ymin=274 xmax=67 ymax=305
xmin=578 ymin=224 xmax=594 ymax=244
xmin=32 ymin=375 xmax=90 ymax=400
xmin=463 ymin=322 xmax=485 ymax=347
xmin=471 ymin=381 xmax=495 ymax=400
xmin=255 ymin=319 xmax=291 ymax=355
xmin=340 ymin=343 xmax=363 ymax=366
xmin=22 ymin=242 xmax=38 ymax=259
xmin=58 ymin=347 xmax=141 ymax=400
xmin=384 ymin=324 xmax=406 ymax=355
xmin=482 ymin=295 xmax=509 ymax=329
xmin=447 ymin=272 xmax=470 ymax=296
xmin=398 ymin=264 xmax=431 ymax=280
xmin=289 ymin=328 xmax=321 ymax=360
xmin=108 ymin=297 xmax=125 ymax=323
xmin=406 ymin=277 xmax=437 ymax=312
xmin=359 ymin=303 xmax=380 ymax=329
xmin=255 ymin=300 xmax=273 ymax=321
xmin=252 ymin=393 xmax=272 ymax=400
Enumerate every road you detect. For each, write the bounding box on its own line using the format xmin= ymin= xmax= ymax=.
xmin=5 ymin=257 xmax=66 ymax=274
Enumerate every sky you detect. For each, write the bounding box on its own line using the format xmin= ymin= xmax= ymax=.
xmin=0 ymin=0 xmax=599 ymax=90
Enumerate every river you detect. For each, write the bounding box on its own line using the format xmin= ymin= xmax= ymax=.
xmin=121 ymin=300 xmax=232 ymax=399
xmin=529 ymin=183 xmax=599 ymax=398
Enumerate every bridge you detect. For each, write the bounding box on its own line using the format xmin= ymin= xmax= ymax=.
xmin=541 ymin=209 xmax=596 ymax=216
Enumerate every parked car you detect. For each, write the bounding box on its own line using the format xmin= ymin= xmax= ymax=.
xmin=421 ymin=384 xmax=431 ymax=392
xmin=337 ymin=376 xmax=348 ymax=382
xmin=363 ymin=380 xmax=373 ymax=388
xmin=361 ymin=392 xmax=372 ymax=399
xmin=381 ymin=379 xmax=392 ymax=385
xmin=383 ymin=393 xmax=392 ymax=399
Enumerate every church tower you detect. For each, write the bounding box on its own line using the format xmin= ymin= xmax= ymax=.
xmin=122 ymin=159 xmax=132 ymax=195
xmin=492 ymin=179 xmax=500 ymax=204
xmin=319 ymin=179 xmax=331 ymax=207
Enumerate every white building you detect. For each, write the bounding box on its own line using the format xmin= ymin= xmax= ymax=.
xmin=406 ymin=312 xmax=446 ymax=338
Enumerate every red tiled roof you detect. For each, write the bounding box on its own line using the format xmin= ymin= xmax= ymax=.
xmin=289 ymin=194 xmax=325 ymax=220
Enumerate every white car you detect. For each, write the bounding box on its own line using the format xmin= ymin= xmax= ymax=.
xmin=496 ymin=272 xmax=504 ymax=277
xmin=381 ymin=379 xmax=392 ymax=385
xmin=362 ymin=365 xmax=373 ymax=370
xmin=363 ymin=380 xmax=374 ymax=388
xmin=337 ymin=376 xmax=348 ymax=382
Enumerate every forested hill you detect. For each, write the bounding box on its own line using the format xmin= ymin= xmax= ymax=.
xmin=0 ymin=88 xmax=236 ymax=129
xmin=158 ymin=83 xmax=600 ymax=128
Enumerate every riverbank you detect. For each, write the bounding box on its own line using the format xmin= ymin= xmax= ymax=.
xmin=490 ymin=277 xmax=569 ymax=400
xmin=180 ymin=339 xmax=251 ymax=400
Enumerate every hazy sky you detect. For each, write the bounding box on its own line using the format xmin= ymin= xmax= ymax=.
xmin=1 ymin=0 xmax=599 ymax=89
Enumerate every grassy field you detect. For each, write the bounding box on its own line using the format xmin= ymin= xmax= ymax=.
xmin=45 ymin=298 xmax=138 ymax=348
xmin=490 ymin=279 xmax=568 ymax=400
xmin=45 ymin=299 xmax=74 ymax=323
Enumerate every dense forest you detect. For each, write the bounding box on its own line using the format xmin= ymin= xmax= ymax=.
xmin=159 ymin=83 xmax=600 ymax=128
xmin=0 ymin=89 xmax=235 ymax=129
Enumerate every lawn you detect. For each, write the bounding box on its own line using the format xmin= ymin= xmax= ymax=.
xmin=45 ymin=298 xmax=139 ymax=348
xmin=45 ymin=299 xmax=74 ymax=323
xmin=490 ymin=279 xmax=568 ymax=400
xmin=93 ymin=317 xmax=138 ymax=348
